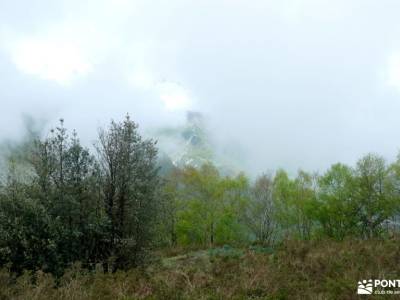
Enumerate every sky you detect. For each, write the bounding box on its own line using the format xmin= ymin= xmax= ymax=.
xmin=1 ymin=0 xmax=400 ymax=175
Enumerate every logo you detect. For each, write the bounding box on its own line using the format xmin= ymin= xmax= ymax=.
xmin=357 ymin=279 xmax=400 ymax=295
xmin=358 ymin=280 xmax=373 ymax=295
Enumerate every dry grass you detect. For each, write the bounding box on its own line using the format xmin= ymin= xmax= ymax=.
xmin=1 ymin=239 xmax=400 ymax=299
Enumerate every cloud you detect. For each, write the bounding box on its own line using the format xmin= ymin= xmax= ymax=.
xmin=2 ymin=0 xmax=400 ymax=175
xmin=158 ymin=81 xmax=192 ymax=111
xmin=9 ymin=35 xmax=91 ymax=85
xmin=386 ymin=52 xmax=400 ymax=91
xmin=128 ymin=69 xmax=193 ymax=111
xmin=280 ymin=0 xmax=349 ymax=22
xmin=2 ymin=0 xmax=137 ymax=85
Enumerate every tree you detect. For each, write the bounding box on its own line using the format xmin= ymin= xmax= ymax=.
xmin=273 ymin=170 xmax=316 ymax=240
xmin=96 ymin=115 xmax=160 ymax=269
xmin=175 ymin=163 xmax=250 ymax=247
xmin=158 ymin=167 xmax=181 ymax=247
xmin=354 ymin=154 xmax=396 ymax=238
xmin=314 ymin=163 xmax=357 ymax=239
xmin=218 ymin=172 xmax=250 ymax=244
xmin=245 ymin=173 xmax=277 ymax=245
xmin=28 ymin=119 xmax=105 ymax=271
xmin=0 ymin=157 xmax=59 ymax=275
xmin=175 ymin=164 xmax=222 ymax=246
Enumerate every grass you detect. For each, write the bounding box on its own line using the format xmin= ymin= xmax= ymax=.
xmin=1 ymin=238 xmax=400 ymax=299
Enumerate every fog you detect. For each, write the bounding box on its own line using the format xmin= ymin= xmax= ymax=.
xmin=1 ymin=0 xmax=400 ymax=175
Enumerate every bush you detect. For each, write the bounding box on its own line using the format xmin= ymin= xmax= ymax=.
xmin=1 ymin=238 xmax=399 ymax=299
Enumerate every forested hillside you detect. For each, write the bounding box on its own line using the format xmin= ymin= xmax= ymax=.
xmin=1 ymin=116 xmax=400 ymax=299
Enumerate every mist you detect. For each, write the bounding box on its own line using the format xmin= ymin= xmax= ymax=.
xmin=1 ymin=0 xmax=400 ymax=175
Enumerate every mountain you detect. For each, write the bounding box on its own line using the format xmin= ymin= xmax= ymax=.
xmin=154 ymin=111 xmax=239 ymax=175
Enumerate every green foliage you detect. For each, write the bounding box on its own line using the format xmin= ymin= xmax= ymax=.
xmin=353 ymin=154 xmax=396 ymax=237
xmin=1 ymin=238 xmax=400 ymax=299
xmin=157 ymin=151 xmax=400 ymax=250
xmin=208 ymin=245 xmax=244 ymax=259
xmin=0 ymin=193 xmax=60 ymax=275
xmin=245 ymin=174 xmax=277 ymax=245
xmin=0 ymin=116 xmax=161 ymax=276
xmin=96 ymin=115 xmax=160 ymax=269
xmin=2 ymin=114 xmax=400 ymax=293
xmin=273 ymin=169 xmax=316 ymax=240
xmin=169 ymin=164 xmax=251 ymax=247
xmin=313 ymin=163 xmax=357 ymax=239
xmin=312 ymin=154 xmax=400 ymax=239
